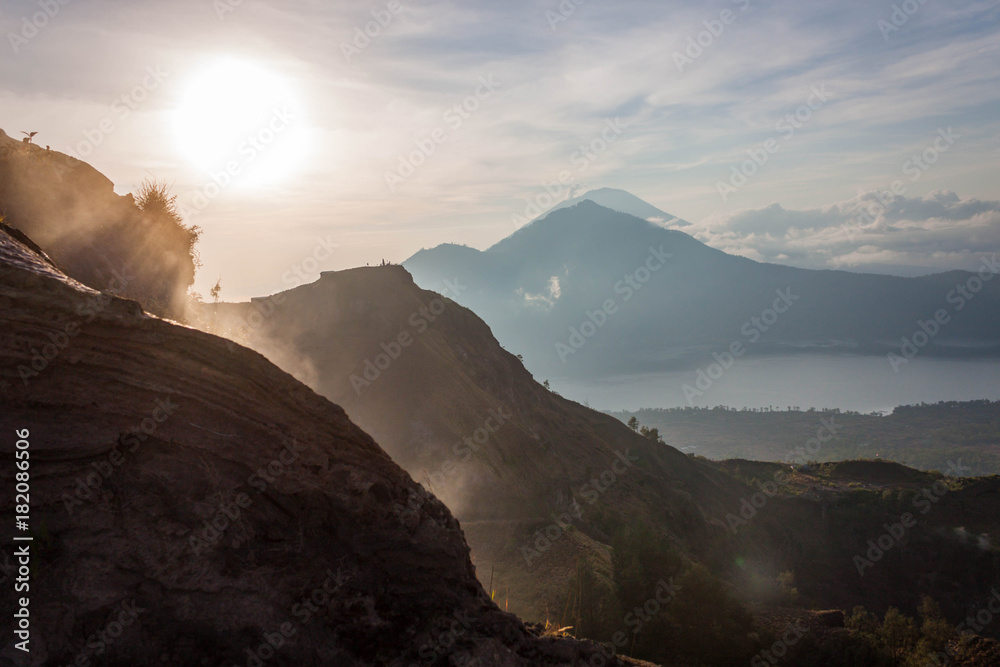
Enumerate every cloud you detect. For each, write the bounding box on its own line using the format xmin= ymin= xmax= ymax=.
xmin=518 ymin=274 xmax=562 ymax=309
xmin=694 ymin=190 xmax=1000 ymax=275
xmin=2 ymin=0 xmax=999 ymax=297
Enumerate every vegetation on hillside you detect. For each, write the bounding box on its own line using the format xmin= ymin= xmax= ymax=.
xmin=611 ymin=400 xmax=1000 ymax=475
xmin=554 ymin=522 xmax=759 ymax=665
xmin=0 ymin=138 xmax=202 ymax=319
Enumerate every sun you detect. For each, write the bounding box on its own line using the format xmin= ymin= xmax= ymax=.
xmin=173 ymin=59 xmax=308 ymax=187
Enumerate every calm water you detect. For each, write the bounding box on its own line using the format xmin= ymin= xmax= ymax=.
xmin=550 ymin=355 xmax=1000 ymax=413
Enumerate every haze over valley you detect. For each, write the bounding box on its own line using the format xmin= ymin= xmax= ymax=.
xmin=3 ymin=1 xmax=1000 ymax=664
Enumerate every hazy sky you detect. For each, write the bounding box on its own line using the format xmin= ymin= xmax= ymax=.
xmin=2 ymin=0 xmax=998 ymax=299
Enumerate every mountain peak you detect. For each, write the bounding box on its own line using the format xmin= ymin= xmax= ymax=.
xmin=545 ymin=187 xmax=691 ymax=227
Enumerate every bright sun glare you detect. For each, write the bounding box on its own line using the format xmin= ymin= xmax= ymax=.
xmin=173 ymin=59 xmax=308 ymax=188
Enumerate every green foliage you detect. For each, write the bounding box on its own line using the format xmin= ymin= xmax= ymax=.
xmin=561 ymin=559 xmax=618 ymax=641
xmin=777 ymin=570 xmax=801 ymax=604
xmin=847 ymin=605 xmax=880 ymax=635
xmin=605 ymin=524 xmax=757 ymax=664
xmin=912 ymin=596 xmax=955 ymax=663
xmin=792 ymin=631 xmax=892 ymax=667
xmin=843 ymin=601 xmax=958 ymax=667
xmin=671 ymin=563 xmax=758 ymax=664
xmin=610 ymin=401 xmax=1000 ymax=475
xmin=135 ymin=178 xmax=182 ymax=224
xmin=638 ymin=425 xmax=663 ymax=443
xmin=611 ymin=523 xmax=683 ymax=609
xmin=135 ymin=178 xmax=202 ymax=270
xmin=879 ymin=607 xmax=919 ymax=665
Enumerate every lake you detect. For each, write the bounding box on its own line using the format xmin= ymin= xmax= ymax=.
xmin=550 ymin=355 xmax=1000 ymax=413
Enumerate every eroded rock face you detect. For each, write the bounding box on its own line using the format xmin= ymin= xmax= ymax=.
xmin=0 ymin=128 xmax=197 ymax=318
xmin=0 ymin=228 xmax=633 ymax=666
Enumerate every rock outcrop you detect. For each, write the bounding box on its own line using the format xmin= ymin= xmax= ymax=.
xmin=0 ymin=226 xmax=637 ymax=666
xmin=0 ymin=128 xmax=197 ymax=318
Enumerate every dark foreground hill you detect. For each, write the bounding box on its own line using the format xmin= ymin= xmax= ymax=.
xmin=0 ymin=227 xmax=638 ymax=666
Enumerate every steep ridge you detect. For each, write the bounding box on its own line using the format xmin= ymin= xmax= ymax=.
xmin=211 ymin=266 xmax=746 ymax=618
xmin=211 ymin=267 xmax=1000 ymax=651
xmin=0 ymin=227 xmax=636 ymax=666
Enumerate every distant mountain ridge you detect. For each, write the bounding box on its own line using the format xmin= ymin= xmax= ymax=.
xmin=404 ymin=197 xmax=1000 ymax=380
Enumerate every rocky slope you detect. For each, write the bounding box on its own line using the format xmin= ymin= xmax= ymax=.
xmin=0 ymin=226 xmax=637 ymax=666
xmin=0 ymin=128 xmax=197 ymax=317
xmin=209 ymin=267 xmax=1000 ymax=640
xmin=209 ymin=266 xmax=750 ymax=621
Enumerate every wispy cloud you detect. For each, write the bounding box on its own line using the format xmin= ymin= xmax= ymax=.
xmin=695 ymin=190 xmax=1000 ymax=276
xmin=1 ymin=0 xmax=998 ymax=298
